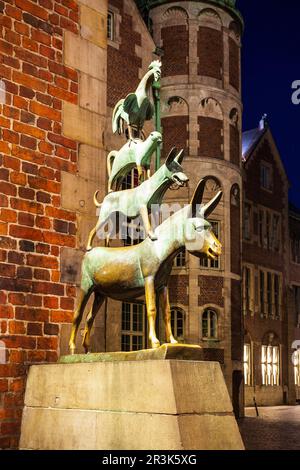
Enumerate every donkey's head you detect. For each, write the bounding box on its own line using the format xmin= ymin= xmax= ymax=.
xmin=184 ymin=178 xmax=222 ymax=260
xmin=164 ymin=148 xmax=189 ymax=187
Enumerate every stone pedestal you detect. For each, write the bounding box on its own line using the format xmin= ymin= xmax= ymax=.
xmin=20 ymin=345 xmax=244 ymax=450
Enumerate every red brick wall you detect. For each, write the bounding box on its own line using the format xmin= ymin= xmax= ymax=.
xmin=198 ymin=116 xmax=223 ymax=159
xmin=198 ymin=275 xmax=224 ymax=307
xmin=229 ymin=37 xmax=239 ymax=91
xmin=198 ymin=27 xmax=223 ymax=80
xmin=230 ymin=124 xmax=240 ymax=166
xmin=161 ymin=115 xmax=188 ymax=158
xmin=169 ymin=274 xmax=188 ymax=306
xmin=161 ymin=25 xmax=188 ymax=77
xmin=0 ymin=0 xmax=79 ymax=449
xmin=107 ymin=0 xmax=142 ymax=108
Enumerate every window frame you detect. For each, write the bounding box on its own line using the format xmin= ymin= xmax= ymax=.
xmin=201 ymin=308 xmax=218 ymax=340
xmin=260 ymin=161 xmax=273 ymax=192
xmin=243 ymin=343 xmax=252 ymax=386
xmin=121 ymin=302 xmax=146 ymax=351
xmin=261 ymin=345 xmax=280 ymax=386
xmin=170 ymin=307 xmax=185 ymax=341
xmin=200 ymin=220 xmax=221 ymax=270
xmin=107 ymin=11 xmax=114 ymax=41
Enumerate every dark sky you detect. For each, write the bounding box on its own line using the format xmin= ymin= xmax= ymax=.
xmin=237 ymin=0 xmax=300 ymax=207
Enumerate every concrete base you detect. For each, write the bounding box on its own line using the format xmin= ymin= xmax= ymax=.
xmin=20 ymin=355 xmax=244 ymax=450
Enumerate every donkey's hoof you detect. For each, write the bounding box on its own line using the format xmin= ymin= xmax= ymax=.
xmin=148 ymin=232 xmax=158 ymax=241
xmin=69 ymin=345 xmax=76 ymax=355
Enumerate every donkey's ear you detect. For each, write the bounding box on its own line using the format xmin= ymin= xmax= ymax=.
xmin=200 ymin=190 xmax=223 ymax=218
xmin=190 ymin=178 xmax=207 ymax=217
xmin=174 ymin=149 xmax=184 ymax=165
xmin=165 ymin=147 xmax=177 ymax=168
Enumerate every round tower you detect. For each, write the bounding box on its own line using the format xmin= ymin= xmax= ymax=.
xmin=147 ymin=0 xmax=244 ymax=413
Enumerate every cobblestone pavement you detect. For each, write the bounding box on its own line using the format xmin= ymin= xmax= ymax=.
xmin=238 ymin=406 xmax=300 ymax=450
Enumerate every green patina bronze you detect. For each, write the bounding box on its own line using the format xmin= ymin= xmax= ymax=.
xmin=60 ymin=343 xmax=203 ymax=364
xmin=69 ymin=178 xmax=222 ymax=354
xmin=112 ymin=60 xmax=162 ymax=140
xmin=86 ymin=148 xmax=188 ymax=249
xmin=107 ymin=131 xmax=162 ymax=193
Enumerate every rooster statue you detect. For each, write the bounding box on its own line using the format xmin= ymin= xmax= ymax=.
xmin=112 ymin=60 xmax=162 ymax=140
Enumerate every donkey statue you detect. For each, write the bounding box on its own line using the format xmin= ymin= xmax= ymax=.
xmin=107 ymin=131 xmax=162 ymax=193
xmin=86 ymin=148 xmax=188 ymax=250
xmin=69 ymin=178 xmax=222 ymax=354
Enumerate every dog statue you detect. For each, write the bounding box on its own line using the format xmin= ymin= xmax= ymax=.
xmin=86 ymin=148 xmax=188 ymax=250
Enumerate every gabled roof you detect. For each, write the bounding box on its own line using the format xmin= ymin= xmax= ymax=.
xmin=289 ymin=203 xmax=300 ymax=221
xmin=242 ymin=127 xmax=267 ymax=162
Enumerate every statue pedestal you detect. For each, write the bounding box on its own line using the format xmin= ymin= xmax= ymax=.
xmin=20 ymin=345 xmax=244 ymax=450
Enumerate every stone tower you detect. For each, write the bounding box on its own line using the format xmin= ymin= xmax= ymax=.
xmin=138 ymin=0 xmax=244 ymax=414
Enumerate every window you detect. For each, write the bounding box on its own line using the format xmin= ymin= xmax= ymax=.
xmin=292 ymin=237 xmax=300 ymax=264
xmin=121 ymin=168 xmax=139 ymax=190
xmin=200 ymin=220 xmax=220 ymax=269
xmin=107 ymin=11 xmax=114 ymax=41
xmin=294 ymin=287 xmax=300 ymax=327
xmin=243 ymin=203 xmax=251 ymax=241
xmin=173 ymin=250 xmax=186 ymax=268
xmin=260 ymin=163 xmax=273 ymax=191
xmin=259 ymin=270 xmax=281 ymax=319
xmin=202 ymin=309 xmax=218 ymax=339
xmin=294 ymin=349 xmax=300 ymax=386
xmin=244 ymin=344 xmax=252 ymax=386
xmin=260 ymin=270 xmax=265 ymax=316
xmin=171 ymin=308 xmax=185 ymax=341
xmin=259 ymin=210 xmax=264 ymax=247
xmin=267 ymin=272 xmax=272 ymax=317
xmin=272 ymin=215 xmax=280 ymax=251
xmin=261 ymin=345 xmax=280 ymax=386
xmin=243 ymin=266 xmax=252 ymax=315
xmin=121 ymin=302 xmax=145 ymax=351
xmin=274 ymin=274 xmax=280 ymax=319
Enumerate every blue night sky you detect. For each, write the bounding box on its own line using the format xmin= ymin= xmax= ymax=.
xmin=237 ymin=0 xmax=300 ymax=207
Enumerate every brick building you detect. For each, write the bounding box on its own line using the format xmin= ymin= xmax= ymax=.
xmin=0 ymin=0 xmax=299 ymax=449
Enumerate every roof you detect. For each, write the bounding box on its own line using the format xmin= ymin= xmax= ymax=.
xmin=289 ymin=203 xmax=300 ymax=221
xmin=242 ymin=127 xmax=267 ymax=161
xmin=135 ymin=1 xmax=243 ymax=27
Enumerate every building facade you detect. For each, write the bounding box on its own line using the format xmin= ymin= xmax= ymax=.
xmin=0 ymin=0 xmax=299 ymax=449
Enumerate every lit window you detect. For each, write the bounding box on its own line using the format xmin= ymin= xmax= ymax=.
xmin=171 ymin=308 xmax=185 ymax=341
xmin=243 ymin=203 xmax=251 ymax=241
xmin=293 ymin=349 xmax=300 ymax=386
xmin=121 ymin=302 xmax=145 ymax=351
xmin=260 ymin=163 xmax=273 ymax=191
xmin=200 ymin=220 xmax=220 ymax=269
xmin=202 ymin=309 xmax=218 ymax=339
xmin=261 ymin=345 xmax=280 ymax=386
xmin=174 ymin=250 xmax=186 ymax=268
xmin=244 ymin=344 xmax=252 ymax=385
xmin=107 ymin=11 xmax=114 ymax=41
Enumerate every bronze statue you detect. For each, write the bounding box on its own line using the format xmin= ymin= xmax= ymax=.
xmin=107 ymin=131 xmax=162 ymax=193
xmin=86 ymin=148 xmax=188 ymax=250
xmin=69 ymin=179 xmax=222 ymax=354
xmin=112 ymin=60 xmax=161 ymax=140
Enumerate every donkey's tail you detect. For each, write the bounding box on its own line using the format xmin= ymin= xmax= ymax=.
xmin=107 ymin=151 xmax=117 ymax=178
xmin=93 ymin=190 xmax=102 ymax=208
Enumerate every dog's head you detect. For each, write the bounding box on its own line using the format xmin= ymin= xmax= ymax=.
xmin=165 ymin=148 xmax=189 ymax=187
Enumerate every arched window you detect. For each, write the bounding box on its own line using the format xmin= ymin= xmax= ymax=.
xmin=171 ymin=308 xmax=185 ymax=341
xmin=202 ymin=309 xmax=218 ymax=339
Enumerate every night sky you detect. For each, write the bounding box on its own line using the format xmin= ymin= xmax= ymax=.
xmin=237 ymin=0 xmax=300 ymax=207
